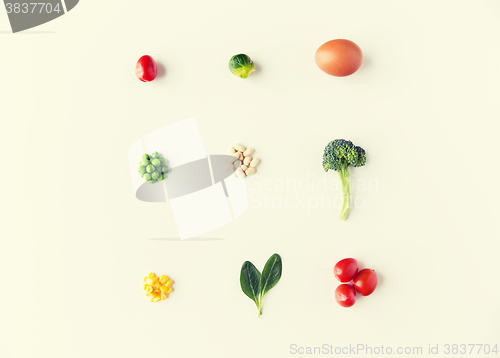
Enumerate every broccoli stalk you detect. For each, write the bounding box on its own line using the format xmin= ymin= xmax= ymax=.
xmin=338 ymin=165 xmax=351 ymax=221
xmin=323 ymin=139 xmax=366 ymax=221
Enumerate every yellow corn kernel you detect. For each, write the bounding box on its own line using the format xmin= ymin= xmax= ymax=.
xmin=143 ymin=273 xmax=174 ymax=302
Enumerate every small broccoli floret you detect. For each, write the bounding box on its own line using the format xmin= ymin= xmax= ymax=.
xmin=323 ymin=139 xmax=366 ymax=220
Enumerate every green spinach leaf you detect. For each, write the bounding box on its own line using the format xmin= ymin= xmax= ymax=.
xmin=260 ymin=253 xmax=282 ymax=297
xmin=240 ymin=254 xmax=283 ymax=317
xmin=240 ymin=261 xmax=261 ymax=306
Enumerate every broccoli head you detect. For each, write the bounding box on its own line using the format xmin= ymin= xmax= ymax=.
xmin=323 ymin=139 xmax=366 ymax=220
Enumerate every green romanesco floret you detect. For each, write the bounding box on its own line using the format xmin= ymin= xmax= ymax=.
xmin=323 ymin=139 xmax=366 ymax=220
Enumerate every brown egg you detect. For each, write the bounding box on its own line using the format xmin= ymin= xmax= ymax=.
xmin=315 ymin=39 xmax=363 ymax=77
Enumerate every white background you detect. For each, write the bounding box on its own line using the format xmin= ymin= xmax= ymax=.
xmin=1 ymin=1 xmax=500 ymax=357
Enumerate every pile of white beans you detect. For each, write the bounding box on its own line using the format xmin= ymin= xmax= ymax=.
xmin=229 ymin=143 xmax=260 ymax=178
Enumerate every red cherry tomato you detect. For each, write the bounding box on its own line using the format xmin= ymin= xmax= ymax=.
xmin=353 ymin=269 xmax=378 ymax=296
xmin=136 ymin=55 xmax=157 ymax=82
xmin=335 ymin=284 xmax=356 ymax=308
xmin=334 ymin=258 xmax=359 ymax=283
